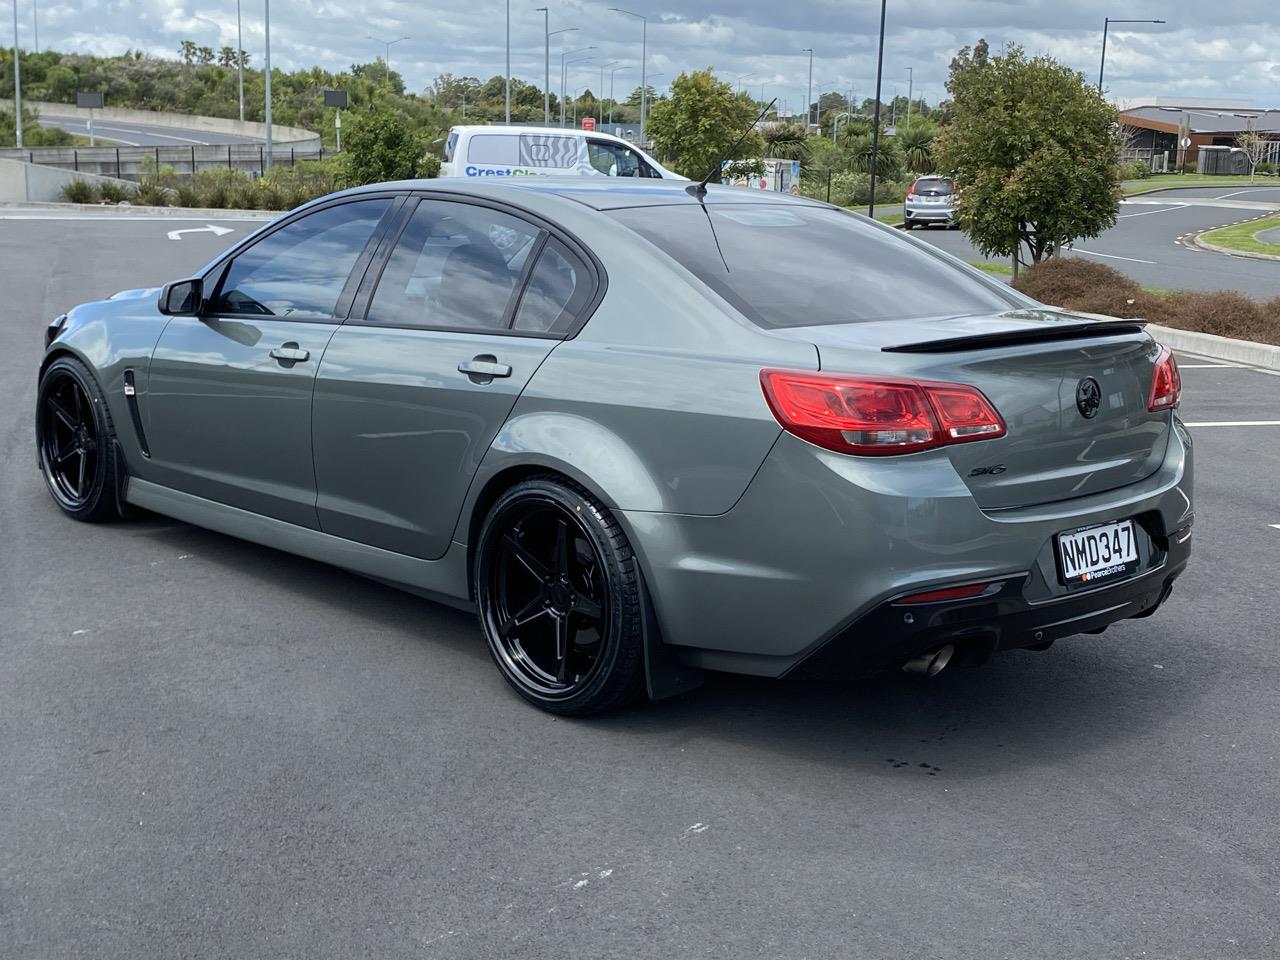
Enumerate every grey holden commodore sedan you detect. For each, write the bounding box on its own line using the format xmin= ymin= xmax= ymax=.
xmin=36 ymin=178 xmax=1193 ymax=714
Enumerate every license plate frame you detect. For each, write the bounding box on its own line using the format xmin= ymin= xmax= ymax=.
xmin=1055 ymin=519 xmax=1139 ymax=589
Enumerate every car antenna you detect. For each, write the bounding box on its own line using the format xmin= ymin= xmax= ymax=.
xmin=686 ymin=98 xmax=778 ymax=200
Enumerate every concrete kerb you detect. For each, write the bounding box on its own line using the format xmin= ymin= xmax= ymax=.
xmin=0 ymin=199 xmax=279 ymax=218
xmin=1148 ymin=323 xmax=1280 ymax=371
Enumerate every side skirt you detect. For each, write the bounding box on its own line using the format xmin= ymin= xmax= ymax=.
xmin=125 ymin=478 xmax=473 ymax=609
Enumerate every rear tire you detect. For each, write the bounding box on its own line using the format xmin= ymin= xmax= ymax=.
xmin=474 ymin=476 xmax=646 ymax=716
xmin=36 ymin=356 xmax=121 ymax=522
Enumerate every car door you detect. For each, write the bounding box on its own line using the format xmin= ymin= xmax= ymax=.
xmin=312 ymin=195 xmax=599 ymax=560
xmin=146 ymin=196 xmax=398 ymax=528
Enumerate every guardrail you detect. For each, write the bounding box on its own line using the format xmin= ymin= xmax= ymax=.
xmin=0 ymin=143 xmax=330 ymax=181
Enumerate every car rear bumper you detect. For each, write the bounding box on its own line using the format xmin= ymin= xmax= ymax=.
xmin=620 ymin=419 xmax=1194 ymax=678
xmin=904 ymin=204 xmax=956 ymax=222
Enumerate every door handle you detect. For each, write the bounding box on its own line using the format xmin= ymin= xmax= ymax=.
xmin=458 ymin=355 xmax=512 ymax=382
xmin=270 ymin=343 xmax=310 ymax=363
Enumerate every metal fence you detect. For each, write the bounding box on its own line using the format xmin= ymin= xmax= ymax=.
xmin=0 ymin=142 xmax=327 ymax=181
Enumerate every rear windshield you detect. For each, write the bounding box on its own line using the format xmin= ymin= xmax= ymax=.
xmin=607 ymin=203 xmax=1015 ymax=328
xmin=913 ymin=178 xmax=954 ymax=195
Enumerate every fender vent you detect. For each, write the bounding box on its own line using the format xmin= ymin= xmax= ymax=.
xmin=122 ymin=369 xmax=151 ymax=458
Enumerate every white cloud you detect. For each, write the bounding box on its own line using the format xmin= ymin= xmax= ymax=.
xmin=10 ymin=0 xmax=1280 ymax=108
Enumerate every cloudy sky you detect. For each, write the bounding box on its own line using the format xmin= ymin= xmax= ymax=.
xmin=23 ymin=0 xmax=1280 ymax=110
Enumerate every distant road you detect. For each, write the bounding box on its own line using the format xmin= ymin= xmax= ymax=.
xmin=37 ymin=116 xmax=263 ymax=146
xmin=913 ymin=186 xmax=1280 ymax=299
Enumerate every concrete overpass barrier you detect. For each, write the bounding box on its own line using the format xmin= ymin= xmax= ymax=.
xmin=0 ymin=99 xmax=320 ymax=147
xmin=0 ymin=157 xmax=138 ymax=203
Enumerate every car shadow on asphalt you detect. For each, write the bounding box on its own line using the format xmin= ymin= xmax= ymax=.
xmin=133 ymin=514 xmax=1208 ymax=781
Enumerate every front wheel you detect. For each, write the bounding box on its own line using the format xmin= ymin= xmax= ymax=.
xmin=36 ymin=355 xmax=121 ymax=522
xmin=474 ymin=477 xmax=646 ymax=715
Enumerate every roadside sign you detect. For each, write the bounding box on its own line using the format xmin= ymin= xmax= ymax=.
xmin=581 ymin=117 xmax=596 ymax=131
xmin=76 ymin=91 xmax=104 ymax=109
xmin=324 ymin=90 xmax=349 ymax=109
xmin=1180 ymin=137 xmax=1192 ymax=148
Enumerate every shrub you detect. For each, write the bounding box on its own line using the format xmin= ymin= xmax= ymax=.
xmin=1120 ymin=159 xmax=1151 ymax=180
xmin=175 ymin=182 xmax=203 ymax=207
xmin=1013 ymin=258 xmax=1280 ymax=346
xmin=134 ymin=178 xmax=173 ymax=207
xmin=96 ymin=180 xmax=136 ymax=203
xmin=822 ymin=172 xmax=910 ymax=208
xmin=1255 ymin=161 xmax=1274 ymax=176
xmin=60 ymin=179 xmax=99 ymax=204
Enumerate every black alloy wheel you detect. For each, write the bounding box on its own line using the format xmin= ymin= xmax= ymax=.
xmin=37 ymin=356 xmax=120 ymax=521
xmin=476 ymin=477 xmax=646 ymax=715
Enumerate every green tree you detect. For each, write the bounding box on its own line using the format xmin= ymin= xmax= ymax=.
xmin=762 ymin=122 xmax=809 ymax=161
xmin=934 ymin=41 xmax=1121 ymax=271
xmin=340 ymin=110 xmax=426 ymax=186
xmin=44 ymin=64 xmax=78 ymax=101
xmin=896 ymin=119 xmax=937 ymax=173
xmin=196 ymin=47 xmax=215 ymax=65
xmin=179 ymin=41 xmax=196 ymax=65
xmin=217 ymin=47 xmax=237 ymax=69
xmin=646 ymin=69 xmax=763 ymax=179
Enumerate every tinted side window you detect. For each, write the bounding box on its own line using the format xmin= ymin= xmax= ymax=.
xmin=512 ymin=238 xmax=592 ymax=336
xmin=366 ymin=199 xmax=540 ymax=331
xmin=211 ymin=199 xmax=390 ymax=318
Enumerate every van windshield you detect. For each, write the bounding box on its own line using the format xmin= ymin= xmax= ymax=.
xmin=606 ymin=203 xmax=1018 ymax=328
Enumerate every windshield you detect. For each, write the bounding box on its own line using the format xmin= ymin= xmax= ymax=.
xmin=607 ymin=203 xmax=1016 ymax=328
xmin=913 ymin=178 xmax=954 ymax=195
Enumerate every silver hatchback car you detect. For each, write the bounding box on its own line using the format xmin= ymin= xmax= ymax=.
xmin=38 ymin=178 xmax=1192 ymax=715
xmin=904 ymin=174 xmax=958 ymax=228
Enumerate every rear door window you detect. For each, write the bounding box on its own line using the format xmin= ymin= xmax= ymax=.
xmin=365 ymin=199 xmax=540 ymax=331
xmin=512 ymin=238 xmax=593 ymax=335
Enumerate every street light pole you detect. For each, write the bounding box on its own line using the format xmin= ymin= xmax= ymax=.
xmin=609 ymin=65 xmax=628 ymax=124
xmin=560 ymin=49 xmax=594 ymax=127
xmin=803 ymin=48 xmax=813 ymax=128
xmin=540 ymin=22 xmax=578 ymax=127
xmin=236 ymin=0 xmax=244 ymax=122
xmin=905 ymin=66 xmax=913 ymax=129
xmin=10 ymin=0 xmax=19 ymax=148
xmin=1098 ymin=17 xmax=1166 ymax=92
xmin=867 ymin=0 xmax=887 ymax=219
xmin=504 ymin=0 xmax=510 ymax=123
xmin=368 ymin=34 xmax=410 ymax=82
xmin=609 ymin=8 xmax=647 ymax=143
xmin=599 ymin=61 xmax=617 ymax=121
xmin=263 ymin=0 xmax=272 ymax=169
xmin=30 ymin=0 xmax=36 ymax=52
xmin=735 ymin=73 xmax=753 ymax=93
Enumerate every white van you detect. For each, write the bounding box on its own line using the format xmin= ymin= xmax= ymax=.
xmin=440 ymin=125 xmax=682 ymax=180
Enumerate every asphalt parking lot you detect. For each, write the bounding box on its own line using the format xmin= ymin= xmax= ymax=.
xmin=2 ymin=211 xmax=1279 ymax=959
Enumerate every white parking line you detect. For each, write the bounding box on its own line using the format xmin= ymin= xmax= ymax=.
xmin=1070 ymin=249 xmax=1157 ymax=264
xmin=1118 ymin=204 xmax=1186 ymax=218
xmin=1178 ymin=363 xmax=1237 ymax=368
xmin=1182 ymin=421 xmax=1280 ymax=427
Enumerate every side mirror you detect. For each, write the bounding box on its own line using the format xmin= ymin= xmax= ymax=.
xmin=158 ymin=278 xmax=204 ymax=317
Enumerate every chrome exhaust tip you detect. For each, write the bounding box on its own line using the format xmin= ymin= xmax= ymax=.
xmin=902 ymin=643 xmax=955 ymax=677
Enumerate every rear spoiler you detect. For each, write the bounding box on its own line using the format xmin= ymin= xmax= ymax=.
xmin=881 ymin=319 xmax=1147 ymax=354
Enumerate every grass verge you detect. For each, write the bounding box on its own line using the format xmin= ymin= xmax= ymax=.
xmin=968 ymin=260 xmax=1013 ymax=276
xmin=1197 ymin=214 xmax=1280 ymax=257
xmin=1122 ymin=173 xmax=1278 ymax=196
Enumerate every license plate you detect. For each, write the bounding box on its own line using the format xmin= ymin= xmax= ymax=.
xmin=1056 ymin=520 xmax=1138 ymax=587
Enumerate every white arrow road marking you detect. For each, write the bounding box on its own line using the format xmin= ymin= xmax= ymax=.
xmin=167 ymin=224 xmax=235 ymax=241
xmin=1270 ymin=525 xmax=1280 ymax=531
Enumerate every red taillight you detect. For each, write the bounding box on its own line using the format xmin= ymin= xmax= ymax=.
xmin=897 ymin=582 xmax=994 ymax=605
xmin=760 ymin=369 xmax=1006 ymax=456
xmin=1148 ymin=345 xmax=1182 ymax=412
xmin=906 ymin=182 xmax=916 ymax=198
